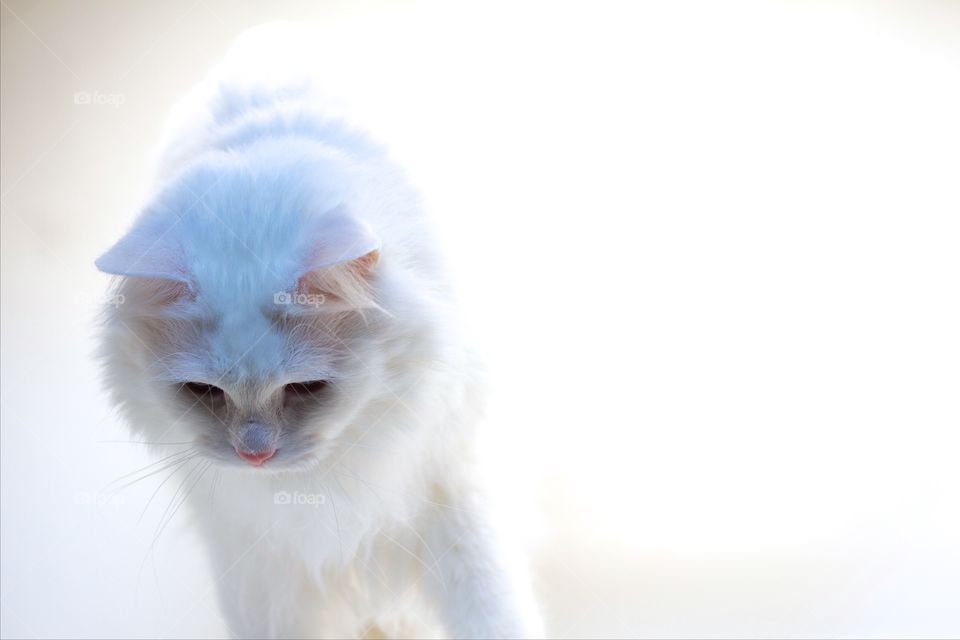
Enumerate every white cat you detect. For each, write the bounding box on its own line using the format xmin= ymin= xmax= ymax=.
xmin=96 ymin=26 xmax=542 ymax=639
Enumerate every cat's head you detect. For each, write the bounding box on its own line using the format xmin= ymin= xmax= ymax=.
xmin=97 ymin=144 xmax=433 ymax=471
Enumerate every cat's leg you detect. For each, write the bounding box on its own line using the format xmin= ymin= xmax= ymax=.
xmin=203 ymin=532 xmax=329 ymax=639
xmin=421 ymin=496 xmax=543 ymax=639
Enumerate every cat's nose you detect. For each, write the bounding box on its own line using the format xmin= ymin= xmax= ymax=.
xmin=235 ymin=421 xmax=277 ymax=466
xmin=235 ymin=447 xmax=276 ymax=466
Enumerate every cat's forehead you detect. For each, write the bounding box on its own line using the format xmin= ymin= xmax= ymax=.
xmin=183 ymin=301 xmax=341 ymax=386
xmin=208 ymin=308 xmax=282 ymax=373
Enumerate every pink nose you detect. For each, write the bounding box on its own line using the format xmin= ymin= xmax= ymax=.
xmin=236 ymin=447 xmax=276 ymax=466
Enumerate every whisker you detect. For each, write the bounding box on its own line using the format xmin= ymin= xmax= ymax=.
xmin=152 ymin=460 xmax=207 ymax=547
xmin=209 ymin=469 xmax=222 ymax=502
xmin=137 ymin=459 xmax=207 ymax=587
xmin=137 ymin=455 xmax=197 ymax=525
xmin=102 ymin=450 xmax=198 ymax=498
xmin=324 ymin=480 xmax=345 ymax=565
xmin=104 ymin=448 xmax=196 ymax=488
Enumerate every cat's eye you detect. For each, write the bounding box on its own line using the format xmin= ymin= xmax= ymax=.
xmin=283 ymin=380 xmax=329 ymax=399
xmin=181 ymin=381 xmax=225 ymax=398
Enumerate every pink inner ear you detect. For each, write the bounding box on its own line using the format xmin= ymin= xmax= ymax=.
xmin=133 ymin=277 xmax=196 ymax=307
xmin=295 ymin=248 xmax=380 ymax=309
xmin=285 ymin=204 xmax=381 ymax=309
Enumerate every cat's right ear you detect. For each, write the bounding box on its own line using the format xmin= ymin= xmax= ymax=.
xmin=95 ymin=218 xmax=194 ymax=292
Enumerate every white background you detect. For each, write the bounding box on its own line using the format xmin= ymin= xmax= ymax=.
xmin=2 ymin=1 xmax=959 ymax=637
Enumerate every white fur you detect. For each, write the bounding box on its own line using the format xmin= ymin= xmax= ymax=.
xmin=98 ymin=25 xmax=541 ymax=639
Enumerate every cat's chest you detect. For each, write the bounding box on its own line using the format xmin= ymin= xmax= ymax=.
xmin=197 ymin=464 xmax=428 ymax=574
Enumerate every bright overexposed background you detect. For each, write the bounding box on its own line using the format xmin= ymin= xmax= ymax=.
xmin=2 ymin=1 xmax=959 ymax=638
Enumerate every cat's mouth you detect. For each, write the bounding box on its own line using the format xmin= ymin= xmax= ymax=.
xmin=235 ymin=446 xmax=277 ymax=467
xmin=196 ymin=434 xmax=332 ymax=471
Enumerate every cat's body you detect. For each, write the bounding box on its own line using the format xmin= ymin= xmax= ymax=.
xmin=97 ymin=26 xmax=540 ymax=639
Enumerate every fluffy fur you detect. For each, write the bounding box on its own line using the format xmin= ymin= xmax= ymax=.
xmin=97 ymin=26 xmax=541 ymax=639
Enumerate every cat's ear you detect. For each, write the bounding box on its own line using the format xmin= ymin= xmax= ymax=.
xmin=292 ymin=205 xmax=381 ymax=310
xmin=300 ymin=204 xmax=380 ymax=273
xmin=95 ymin=217 xmax=193 ymax=290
